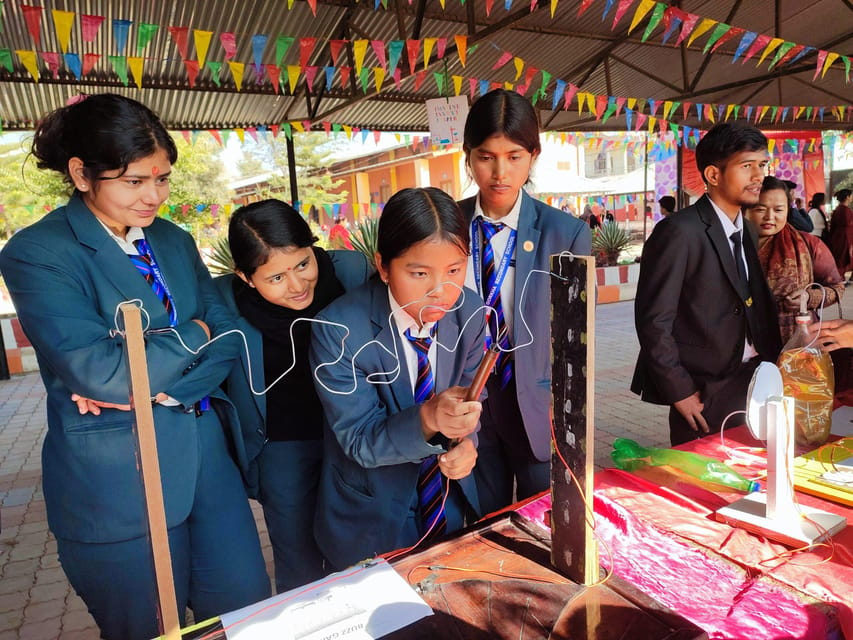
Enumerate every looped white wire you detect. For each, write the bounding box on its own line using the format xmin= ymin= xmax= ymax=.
xmin=109 ymin=299 xmax=149 ymax=338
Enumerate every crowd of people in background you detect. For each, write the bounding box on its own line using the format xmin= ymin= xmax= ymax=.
xmin=1 ymin=90 xmax=851 ymax=640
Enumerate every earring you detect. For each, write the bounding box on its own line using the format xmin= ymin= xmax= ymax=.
xmin=77 ymin=184 xmax=88 ymax=191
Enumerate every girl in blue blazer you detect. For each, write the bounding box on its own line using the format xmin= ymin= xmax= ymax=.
xmin=0 ymin=95 xmax=269 ymax=639
xmin=459 ymin=89 xmax=592 ymax=514
xmin=310 ymin=187 xmax=486 ymax=570
xmin=216 ymin=199 xmax=371 ymax=592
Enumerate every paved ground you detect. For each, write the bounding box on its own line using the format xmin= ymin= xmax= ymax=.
xmin=0 ymin=296 xmax=847 ymax=639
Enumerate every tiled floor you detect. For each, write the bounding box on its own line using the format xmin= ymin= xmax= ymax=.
xmin=0 ymin=295 xmax=848 ymax=638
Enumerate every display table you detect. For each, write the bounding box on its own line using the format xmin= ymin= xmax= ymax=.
xmin=517 ymin=425 xmax=850 ymax=640
xmin=170 ymin=427 xmax=851 ymax=640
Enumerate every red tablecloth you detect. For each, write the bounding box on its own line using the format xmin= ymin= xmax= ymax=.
xmin=517 ymin=426 xmax=852 ymax=640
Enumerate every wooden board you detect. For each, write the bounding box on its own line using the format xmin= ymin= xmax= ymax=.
xmin=549 ymin=254 xmax=597 ymax=584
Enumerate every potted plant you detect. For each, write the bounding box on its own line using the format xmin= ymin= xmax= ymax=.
xmin=350 ymin=216 xmax=380 ymax=269
xmin=591 ymin=222 xmax=632 ymax=267
xmin=207 ymin=235 xmax=235 ymax=275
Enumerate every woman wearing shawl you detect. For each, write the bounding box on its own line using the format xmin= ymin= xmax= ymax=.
xmin=745 ymin=176 xmax=844 ymax=343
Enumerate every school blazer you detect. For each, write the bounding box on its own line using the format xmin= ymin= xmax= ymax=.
xmin=309 ymin=278 xmax=486 ymax=569
xmin=459 ymin=191 xmax=592 ymax=461
xmin=0 ymin=193 xmax=243 ymax=543
xmin=631 ymin=194 xmax=782 ymax=405
xmin=215 ymin=249 xmax=372 ymax=497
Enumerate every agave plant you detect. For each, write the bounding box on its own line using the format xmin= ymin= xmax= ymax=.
xmin=207 ymin=235 xmax=235 ymax=275
xmin=591 ymin=222 xmax=632 ymax=267
xmin=350 ymin=216 xmax=380 ymax=269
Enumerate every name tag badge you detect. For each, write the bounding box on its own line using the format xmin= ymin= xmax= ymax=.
xmin=523 ymin=240 xmax=535 ymax=252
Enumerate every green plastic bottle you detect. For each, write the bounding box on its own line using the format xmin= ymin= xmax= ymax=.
xmin=611 ymin=438 xmax=759 ymax=493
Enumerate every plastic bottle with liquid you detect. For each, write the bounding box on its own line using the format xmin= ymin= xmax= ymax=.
xmin=777 ymin=313 xmax=834 ymax=447
xmin=611 ymin=438 xmax=759 ymax=492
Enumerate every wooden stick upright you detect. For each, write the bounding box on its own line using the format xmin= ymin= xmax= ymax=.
xmin=119 ymin=303 xmax=180 ymax=640
xmin=549 ymin=254 xmax=598 ymax=585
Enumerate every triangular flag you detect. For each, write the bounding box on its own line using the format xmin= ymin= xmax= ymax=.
xmin=287 ymin=65 xmax=301 ymax=92
xmin=112 ymin=19 xmax=132 ymax=55
xmin=687 ymin=17 xmax=716 ymax=47
xmin=329 ymin=39 xmax=347 ymax=67
xmin=732 ymin=31 xmax=757 ymax=63
xmin=710 ymin=26 xmax=742 ymax=54
xmin=21 ymin=6 xmax=43 ymax=46
xmin=299 ymin=37 xmax=317 ymax=68
xmin=628 ymin=0 xmax=655 ymax=34
xmin=169 ymin=26 xmax=190 ymax=59
xmin=353 ymin=39 xmax=368 ymax=75
xmin=220 ymin=32 xmax=237 ymax=60
xmin=207 ymin=61 xmax=222 ymax=87
xmin=757 ymin=37 xmax=783 ymax=67
xmin=374 ymin=66 xmax=386 ymax=91
xmin=81 ymin=14 xmax=105 ymax=42
xmin=194 ymin=30 xmax=213 ymax=68
xmin=578 ymin=0 xmax=595 ymax=16
xmin=612 ymin=0 xmax=635 ymax=30
xmin=406 ymin=40 xmax=420 ymax=74
xmin=52 ymin=10 xmax=75 ymax=54
xmin=340 ymin=66 xmax=351 ymax=88
xmin=454 ymin=35 xmax=468 ymax=67
xmin=641 ymin=3 xmax=665 ymax=42
xmin=821 ymin=52 xmax=839 ymax=79
xmin=276 ymin=36 xmax=295 ymax=66
xmin=453 ymin=74 xmax=463 ymax=96
xmin=82 ymin=52 xmax=100 ymax=75
xmin=741 ymin=33 xmax=769 ymax=64
xmin=304 ymin=65 xmax=318 ymax=92
xmin=358 ymin=67 xmax=369 ymax=93
xmin=137 ymin=23 xmax=159 ymax=54
xmin=229 ymin=61 xmax=245 ymax=91
xmin=424 ymin=37 xmax=437 ymax=68
xmin=64 ymin=52 xmax=82 ymax=79
xmin=184 ymin=59 xmax=200 ymax=87
xmin=768 ymin=41 xmax=795 ymax=70
xmin=433 ymin=71 xmax=445 ymax=95
xmin=209 ymin=130 xmax=223 ymax=146
xmin=40 ymin=52 xmax=60 ymax=77
xmin=127 ymin=56 xmax=144 ymax=88
xmin=436 ymin=37 xmax=447 ymax=60
xmin=108 ymin=55 xmax=129 ymax=86
xmin=324 ymin=65 xmax=334 ymax=90
xmin=266 ymin=64 xmax=281 ymax=93
xmin=513 ymin=57 xmax=525 ymax=81
xmin=387 ymin=40 xmax=404 ymax=74
xmin=413 ymin=69 xmax=427 ymax=91
xmin=372 ymin=40 xmax=387 ymax=69
xmin=675 ymin=13 xmax=700 ymax=45
xmin=251 ymin=34 xmax=267 ymax=70
xmin=16 ymin=49 xmax=39 ymax=81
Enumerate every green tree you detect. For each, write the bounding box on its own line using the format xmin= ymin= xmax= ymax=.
xmin=0 ymin=136 xmax=69 ymax=239
xmin=236 ymin=132 xmax=348 ymax=207
xmin=0 ymin=132 xmax=232 ymax=241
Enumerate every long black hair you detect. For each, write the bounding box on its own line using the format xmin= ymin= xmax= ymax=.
xmin=463 ymin=89 xmax=541 ymax=158
xmin=31 ymin=94 xmax=177 ymax=188
xmin=229 ymin=199 xmax=318 ymax=277
xmin=376 ymin=187 xmax=468 ymax=268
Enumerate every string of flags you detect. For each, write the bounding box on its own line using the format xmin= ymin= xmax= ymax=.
xmin=0 ymin=0 xmax=848 ymax=84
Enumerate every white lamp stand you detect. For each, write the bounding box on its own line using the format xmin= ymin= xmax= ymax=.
xmin=715 ymin=362 xmax=846 ymax=547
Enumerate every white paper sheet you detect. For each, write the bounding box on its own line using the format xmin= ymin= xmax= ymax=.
xmin=220 ymin=559 xmax=433 ymax=640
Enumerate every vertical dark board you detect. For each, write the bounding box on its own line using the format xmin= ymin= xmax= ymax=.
xmin=549 ymin=253 xmax=596 ymax=583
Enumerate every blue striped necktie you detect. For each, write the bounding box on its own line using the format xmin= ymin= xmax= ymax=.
xmin=404 ymin=328 xmax=447 ymax=538
xmin=479 ymin=218 xmax=513 ymax=389
xmin=131 ymin=238 xmax=177 ymax=326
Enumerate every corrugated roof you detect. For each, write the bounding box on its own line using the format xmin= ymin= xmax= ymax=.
xmin=0 ymin=0 xmax=850 ymax=132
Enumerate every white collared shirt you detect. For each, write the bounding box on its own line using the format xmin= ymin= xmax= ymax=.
xmin=707 ymin=197 xmax=758 ymax=362
xmin=465 ymin=190 xmax=522 ymax=337
xmin=388 ymin=289 xmax=438 ymax=397
xmin=98 ymin=220 xmax=146 ymax=255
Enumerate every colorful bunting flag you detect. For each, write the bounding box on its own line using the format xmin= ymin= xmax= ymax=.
xmin=113 ymin=20 xmax=132 ymax=55
xmin=194 ymin=30 xmax=213 ymax=68
xmin=52 ymin=10 xmax=75 ymax=54
xmin=220 ymin=32 xmax=237 ymax=60
xmin=137 ymin=23 xmax=159 ymax=54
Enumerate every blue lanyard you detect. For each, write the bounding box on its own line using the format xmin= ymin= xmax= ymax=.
xmin=139 ymin=242 xmax=178 ymax=325
xmin=471 ymin=218 xmax=517 ymax=309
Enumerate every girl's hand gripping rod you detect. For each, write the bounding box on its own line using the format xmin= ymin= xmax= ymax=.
xmin=450 ymin=342 xmax=501 ymax=447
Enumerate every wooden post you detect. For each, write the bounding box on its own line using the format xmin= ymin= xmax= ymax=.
xmin=549 ymin=254 xmax=598 ymax=585
xmin=119 ymin=303 xmax=181 ymax=640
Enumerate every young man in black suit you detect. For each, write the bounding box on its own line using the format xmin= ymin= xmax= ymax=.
xmin=631 ymin=123 xmax=783 ymax=445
